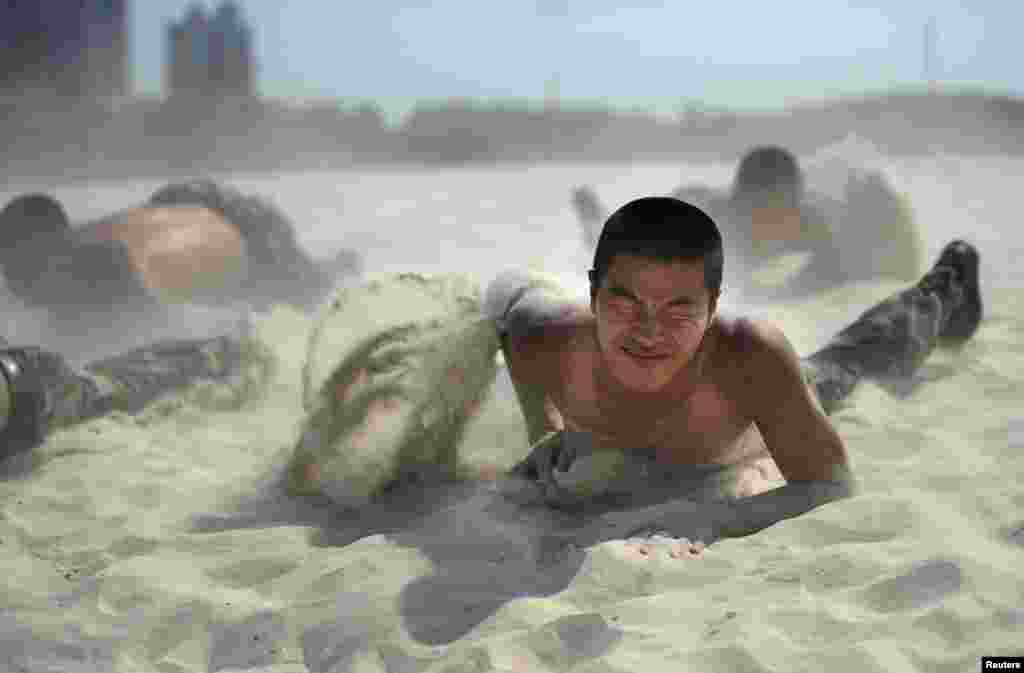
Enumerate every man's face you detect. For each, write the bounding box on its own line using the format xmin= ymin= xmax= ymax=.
xmin=591 ymin=254 xmax=717 ymax=393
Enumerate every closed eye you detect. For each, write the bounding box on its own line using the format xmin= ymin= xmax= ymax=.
xmin=605 ymin=287 xmax=640 ymax=310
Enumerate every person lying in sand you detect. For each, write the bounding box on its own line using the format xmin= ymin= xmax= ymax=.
xmin=487 ymin=197 xmax=980 ymax=549
xmin=0 ymin=198 xmax=983 ymax=554
xmin=572 ymin=145 xmax=923 ymax=301
xmin=0 ymin=180 xmax=361 ymax=320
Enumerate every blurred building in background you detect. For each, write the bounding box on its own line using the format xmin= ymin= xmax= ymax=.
xmin=167 ymin=1 xmax=256 ymax=100
xmin=0 ymin=0 xmax=129 ymax=100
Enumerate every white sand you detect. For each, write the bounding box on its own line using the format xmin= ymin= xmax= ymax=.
xmin=2 ymin=156 xmax=1023 ymax=672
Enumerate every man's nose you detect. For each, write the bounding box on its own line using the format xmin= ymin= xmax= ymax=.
xmin=633 ymin=310 xmax=660 ymax=339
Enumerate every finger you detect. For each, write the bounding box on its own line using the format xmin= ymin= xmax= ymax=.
xmin=626 ymin=540 xmax=652 ymax=556
xmin=555 ymin=438 xmax=575 ymax=472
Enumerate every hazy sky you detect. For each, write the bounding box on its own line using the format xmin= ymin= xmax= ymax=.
xmin=133 ymin=1 xmax=1021 ymax=122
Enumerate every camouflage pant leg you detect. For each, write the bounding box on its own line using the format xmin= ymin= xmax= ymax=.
xmin=1 ymin=336 xmax=248 ymax=456
xmin=801 ymin=283 xmax=947 ymax=414
xmin=79 ymin=335 xmax=248 ymax=416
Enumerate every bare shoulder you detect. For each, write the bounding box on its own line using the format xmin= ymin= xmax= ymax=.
xmin=710 ymin=315 xmax=804 ymax=396
xmin=504 ymin=319 xmax=591 ymax=388
xmin=711 ymin=314 xmax=794 ymax=362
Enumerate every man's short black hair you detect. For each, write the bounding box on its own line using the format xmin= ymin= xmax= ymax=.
xmin=0 ymin=193 xmax=71 ymax=256
xmin=732 ymin=145 xmax=803 ymax=205
xmin=589 ymin=196 xmax=724 ymax=296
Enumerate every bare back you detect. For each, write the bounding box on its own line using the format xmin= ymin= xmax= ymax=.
xmin=82 ymin=205 xmax=248 ymax=302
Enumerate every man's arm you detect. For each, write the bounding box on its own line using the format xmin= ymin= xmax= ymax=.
xmin=557 ymin=469 xmax=854 ymax=551
xmin=715 ymin=320 xmax=856 ymax=539
xmin=483 ymin=270 xmax=575 ymax=445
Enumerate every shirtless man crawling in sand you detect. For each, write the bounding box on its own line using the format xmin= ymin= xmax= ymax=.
xmin=486 ymin=196 xmax=982 ymax=555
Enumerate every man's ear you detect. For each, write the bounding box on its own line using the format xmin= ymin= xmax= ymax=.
xmin=708 ymin=290 xmax=720 ymax=318
xmin=587 ymin=269 xmax=598 ymax=309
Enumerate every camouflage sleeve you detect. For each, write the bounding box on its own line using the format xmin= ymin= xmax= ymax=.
xmin=1 ymin=336 xmax=248 ymax=456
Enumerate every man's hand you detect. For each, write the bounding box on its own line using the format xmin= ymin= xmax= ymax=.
xmin=534 ymin=497 xmax=734 ymax=565
xmin=509 ymin=430 xmax=586 ymax=505
xmin=553 ymin=499 xmax=730 ymax=549
xmin=599 ymin=498 xmax=733 ymax=545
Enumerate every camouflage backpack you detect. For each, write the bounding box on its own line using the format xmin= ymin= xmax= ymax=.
xmin=285 ymin=272 xmax=501 ymax=508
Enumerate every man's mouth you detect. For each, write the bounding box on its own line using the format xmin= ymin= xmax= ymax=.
xmin=622 ymin=347 xmax=669 ymax=361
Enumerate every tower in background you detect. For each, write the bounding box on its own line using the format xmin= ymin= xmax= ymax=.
xmin=168 ymin=4 xmax=211 ymax=98
xmin=167 ymin=1 xmax=256 ymax=100
xmin=209 ymin=2 xmax=254 ymax=98
xmin=88 ymin=0 xmax=130 ymax=99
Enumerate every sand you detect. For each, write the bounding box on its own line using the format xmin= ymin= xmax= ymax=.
xmin=2 ymin=152 xmax=1023 ymax=672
